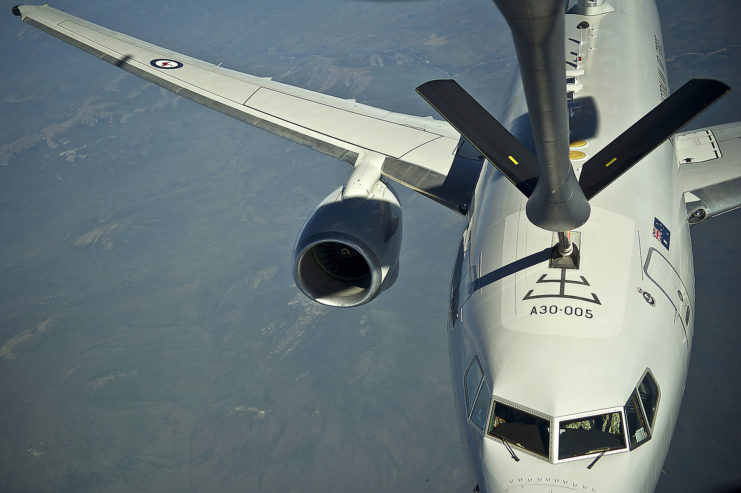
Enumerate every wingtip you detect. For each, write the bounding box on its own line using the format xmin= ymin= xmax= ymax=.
xmin=12 ymin=5 xmax=22 ymax=17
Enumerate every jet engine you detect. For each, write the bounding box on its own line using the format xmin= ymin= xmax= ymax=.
xmin=292 ymin=180 xmax=402 ymax=307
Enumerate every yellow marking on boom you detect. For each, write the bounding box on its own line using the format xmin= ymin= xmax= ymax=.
xmin=605 ymin=158 xmax=617 ymax=167
xmin=508 ymin=155 xmax=518 ymax=165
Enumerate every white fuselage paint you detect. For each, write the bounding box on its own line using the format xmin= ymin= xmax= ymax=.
xmin=448 ymin=1 xmax=692 ymax=492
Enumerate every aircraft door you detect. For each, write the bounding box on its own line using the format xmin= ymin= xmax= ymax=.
xmin=644 ymin=247 xmax=690 ymax=346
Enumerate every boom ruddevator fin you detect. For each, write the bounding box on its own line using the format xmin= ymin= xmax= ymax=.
xmin=579 ymin=78 xmax=730 ymax=199
xmin=416 ymin=79 xmax=540 ymax=197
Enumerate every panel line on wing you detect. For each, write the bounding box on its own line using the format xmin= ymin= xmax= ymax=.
xmin=59 ymin=18 xmax=448 ymax=160
xmin=18 ymin=5 xmax=476 ymax=214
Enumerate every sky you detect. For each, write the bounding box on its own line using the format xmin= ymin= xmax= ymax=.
xmin=0 ymin=0 xmax=739 ymax=492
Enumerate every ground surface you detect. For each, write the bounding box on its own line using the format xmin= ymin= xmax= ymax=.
xmin=0 ymin=1 xmax=739 ymax=491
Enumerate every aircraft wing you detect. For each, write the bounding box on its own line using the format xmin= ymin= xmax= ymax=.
xmin=13 ymin=5 xmax=482 ymax=214
xmin=676 ymin=122 xmax=741 ymax=224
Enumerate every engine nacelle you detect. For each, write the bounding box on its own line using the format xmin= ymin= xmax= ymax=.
xmin=293 ymin=181 xmax=402 ymax=307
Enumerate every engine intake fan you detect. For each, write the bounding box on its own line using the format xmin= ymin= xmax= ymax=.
xmin=293 ymin=182 xmax=402 ymax=307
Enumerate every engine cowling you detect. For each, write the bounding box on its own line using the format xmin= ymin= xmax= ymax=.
xmin=292 ymin=181 xmax=402 ymax=307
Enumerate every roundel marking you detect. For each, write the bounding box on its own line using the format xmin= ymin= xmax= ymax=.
xmin=642 ymin=291 xmax=655 ymax=307
xmin=150 ymin=59 xmax=183 ymax=69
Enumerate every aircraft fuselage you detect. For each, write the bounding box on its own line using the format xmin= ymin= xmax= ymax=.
xmin=448 ymin=1 xmax=693 ymax=491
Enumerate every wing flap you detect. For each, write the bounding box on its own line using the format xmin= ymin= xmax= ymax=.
xmin=16 ymin=5 xmax=480 ymax=213
xmin=678 ymin=122 xmax=741 ymax=192
xmin=678 ymin=122 xmax=741 ymax=225
xmin=244 ymin=88 xmax=436 ymax=159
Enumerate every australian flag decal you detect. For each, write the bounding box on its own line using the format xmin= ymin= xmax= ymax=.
xmin=653 ymin=217 xmax=671 ymax=250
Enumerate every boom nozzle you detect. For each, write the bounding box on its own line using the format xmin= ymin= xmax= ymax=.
xmin=493 ymin=0 xmax=590 ymax=231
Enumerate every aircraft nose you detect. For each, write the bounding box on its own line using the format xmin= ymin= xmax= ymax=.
xmin=481 ymin=467 xmax=600 ymax=493
xmin=510 ymin=486 xmax=577 ymax=492
xmin=485 ymin=483 xmax=587 ymax=493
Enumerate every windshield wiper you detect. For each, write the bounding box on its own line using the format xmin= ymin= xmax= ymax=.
xmin=587 ymin=448 xmax=608 ymax=469
xmin=492 ymin=434 xmax=520 ymax=462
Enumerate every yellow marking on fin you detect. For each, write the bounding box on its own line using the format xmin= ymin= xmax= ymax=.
xmin=508 ymin=155 xmax=518 ymax=165
xmin=605 ymin=158 xmax=617 ymax=167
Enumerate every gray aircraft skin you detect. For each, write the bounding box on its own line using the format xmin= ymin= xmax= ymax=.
xmin=11 ymin=1 xmax=741 ymax=491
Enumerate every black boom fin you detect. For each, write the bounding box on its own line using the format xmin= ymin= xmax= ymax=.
xmin=416 ymin=79 xmax=540 ymax=197
xmin=579 ymin=79 xmax=730 ymax=199
xmin=417 ymin=77 xmax=730 ymax=229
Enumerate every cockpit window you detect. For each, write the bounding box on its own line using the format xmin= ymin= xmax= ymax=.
xmin=625 ymin=390 xmax=650 ymax=449
xmin=464 ymin=356 xmax=491 ymax=432
xmin=488 ymin=401 xmax=550 ymax=458
xmin=464 ymin=356 xmax=483 ymax=415
xmin=485 ymin=371 xmax=660 ymax=462
xmin=470 ymin=381 xmax=491 ymax=431
xmin=638 ymin=371 xmax=659 ymax=429
xmin=557 ymin=411 xmax=626 ymax=460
